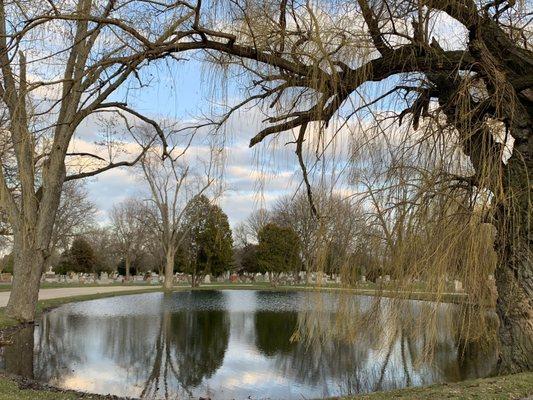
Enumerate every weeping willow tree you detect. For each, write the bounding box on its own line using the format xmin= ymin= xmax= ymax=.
xmin=174 ymin=0 xmax=532 ymax=373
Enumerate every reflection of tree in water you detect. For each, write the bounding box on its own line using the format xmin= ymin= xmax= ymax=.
xmin=141 ymin=292 xmax=229 ymax=399
xmin=255 ymin=311 xmax=297 ymax=356
xmin=35 ymin=313 xmax=93 ymax=382
xmin=2 ymin=324 xmax=34 ymax=378
xmin=2 ymin=313 xmax=91 ymax=382
xmin=101 ymin=315 xmax=160 ymax=375
xmin=171 ymin=308 xmax=229 ymax=388
xmin=257 ymin=294 xmax=497 ymax=396
xmin=254 ymin=309 xmax=372 ymax=396
xmin=30 ymin=311 xmax=159 ymax=385
xmin=2 ymin=292 xmax=229 ymax=400
xmin=1 ymin=291 xmax=497 ymax=399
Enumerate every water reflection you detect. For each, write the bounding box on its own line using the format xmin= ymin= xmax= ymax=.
xmin=142 ymin=292 xmax=230 ymax=398
xmin=0 ymin=290 xmax=497 ymax=399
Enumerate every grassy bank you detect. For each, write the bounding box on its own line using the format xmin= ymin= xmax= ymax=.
xmin=184 ymin=282 xmax=468 ymax=304
xmin=352 ymin=372 xmax=533 ymax=399
xmin=0 ymin=375 xmax=113 ymax=400
xmin=0 ymin=372 xmax=530 ymax=400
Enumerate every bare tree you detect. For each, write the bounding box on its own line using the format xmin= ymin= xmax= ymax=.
xmin=272 ymin=190 xmax=363 ymax=282
xmin=50 ymin=181 xmax=96 ymax=259
xmin=141 ymin=150 xmax=214 ymax=290
xmin=110 ymin=199 xmax=148 ymax=280
xmin=82 ymin=226 xmax=119 ymax=274
xmin=234 ymin=208 xmax=270 ymax=246
xmin=0 ymin=0 xmax=245 ymax=321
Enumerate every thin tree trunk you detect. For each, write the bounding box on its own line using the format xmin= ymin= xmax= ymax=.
xmin=163 ymin=248 xmax=174 ymax=291
xmin=125 ymin=254 xmax=131 ymax=280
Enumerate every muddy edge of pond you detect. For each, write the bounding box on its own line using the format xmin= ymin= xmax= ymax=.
xmin=0 ymin=372 xmax=135 ymax=399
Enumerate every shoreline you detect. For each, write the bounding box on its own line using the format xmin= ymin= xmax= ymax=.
xmin=0 ymin=371 xmax=531 ymax=400
xmin=0 ymin=282 xmax=478 ymax=342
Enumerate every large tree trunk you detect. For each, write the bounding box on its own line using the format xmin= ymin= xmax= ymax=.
xmin=5 ymin=178 xmax=61 ymax=322
xmin=494 ymin=124 xmax=533 ymax=373
xmin=494 ymin=242 xmax=533 ymax=373
xmin=428 ymin=17 xmax=533 ymax=371
xmin=5 ymin=236 xmax=46 ymax=322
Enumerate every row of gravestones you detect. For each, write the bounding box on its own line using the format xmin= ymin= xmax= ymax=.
xmin=40 ymin=268 xmax=162 ymax=285
xmin=357 ymin=275 xmax=496 ymax=293
xmin=38 ymin=266 xmax=492 ymax=293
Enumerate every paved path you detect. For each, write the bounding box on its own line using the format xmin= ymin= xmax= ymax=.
xmin=0 ymin=286 xmax=154 ymax=307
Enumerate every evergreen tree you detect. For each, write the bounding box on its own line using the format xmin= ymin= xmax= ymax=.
xmin=238 ymin=244 xmax=261 ymax=274
xmin=256 ymin=223 xmax=301 ymax=284
xmin=69 ymin=237 xmax=97 ymax=273
xmin=182 ymin=195 xmax=233 ymax=286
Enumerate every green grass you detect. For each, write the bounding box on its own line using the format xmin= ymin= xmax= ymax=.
xmin=0 ymin=281 xmax=156 ymax=292
xmin=348 ymin=372 xmax=533 ymax=399
xmin=0 ymin=375 xmax=109 ymax=399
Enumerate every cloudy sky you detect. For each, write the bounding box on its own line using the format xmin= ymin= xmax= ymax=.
xmin=70 ymin=59 xmax=308 ymax=227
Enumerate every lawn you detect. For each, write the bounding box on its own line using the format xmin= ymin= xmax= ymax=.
xmin=352 ymin=372 xmax=533 ymax=399
xmin=0 ymin=375 xmax=109 ymax=399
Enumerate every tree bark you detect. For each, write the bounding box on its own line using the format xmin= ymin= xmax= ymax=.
xmin=125 ymin=254 xmax=131 ymax=280
xmin=5 ymin=237 xmax=46 ymax=322
xmin=426 ymin=14 xmax=533 ymax=371
xmin=5 ymin=167 xmax=63 ymax=322
xmin=163 ymin=248 xmax=175 ymax=291
xmin=494 ymin=122 xmax=533 ymax=373
xmin=494 ymin=243 xmax=533 ymax=373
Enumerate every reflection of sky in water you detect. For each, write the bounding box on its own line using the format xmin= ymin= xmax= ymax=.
xmin=0 ymin=290 xmax=497 ymax=399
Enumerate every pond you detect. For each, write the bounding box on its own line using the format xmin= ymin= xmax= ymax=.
xmin=0 ymin=290 xmax=496 ymax=399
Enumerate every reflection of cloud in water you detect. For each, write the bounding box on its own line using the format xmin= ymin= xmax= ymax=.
xmin=0 ymin=290 xmax=497 ymax=399
xmin=58 ymin=363 xmax=143 ymax=398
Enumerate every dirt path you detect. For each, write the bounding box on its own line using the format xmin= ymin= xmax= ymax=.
xmin=0 ymin=286 xmax=156 ymax=307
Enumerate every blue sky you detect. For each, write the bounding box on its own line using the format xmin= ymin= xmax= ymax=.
xmin=78 ymin=59 xmax=301 ymax=227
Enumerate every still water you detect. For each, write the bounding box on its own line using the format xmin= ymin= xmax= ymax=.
xmin=0 ymin=290 xmax=496 ymax=399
